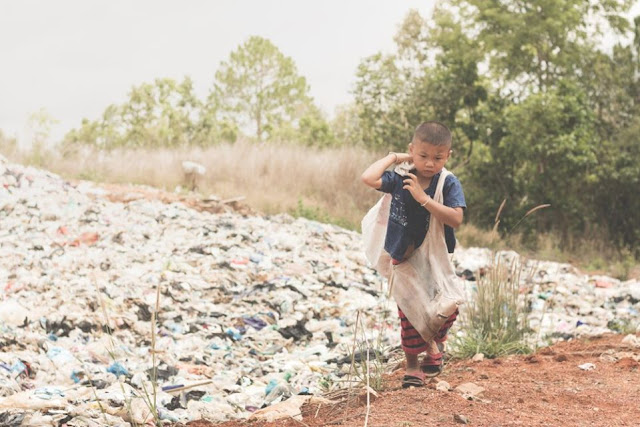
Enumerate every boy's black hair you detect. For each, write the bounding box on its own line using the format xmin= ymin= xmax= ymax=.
xmin=413 ymin=121 xmax=452 ymax=147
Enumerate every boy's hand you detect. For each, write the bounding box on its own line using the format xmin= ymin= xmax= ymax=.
xmin=403 ymin=173 xmax=429 ymax=205
xmin=395 ymin=153 xmax=413 ymax=164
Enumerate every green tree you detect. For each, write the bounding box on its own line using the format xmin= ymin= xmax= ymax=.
xmin=456 ymin=0 xmax=635 ymax=246
xmin=26 ymin=108 xmax=58 ymax=166
xmin=213 ymin=36 xmax=313 ymax=141
xmin=65 ymin=77 xmax=237 ymax=148
xmin=595 ymin=117 xmax=640 ymax=250
xmin=27 ymin=108 xmax=58 ymax=148
xmin=353 ymin=52 xmax=413 ymax=148
xmin=353 ymin=8 xmax=486 ymax=153
xmin=587 ymin=17 xmax=640 ymax=250
xmin=473 ymin=82 xmax=598 ymax=238
xmin=457 ymin=0 xmax=631 ymax=94
xmin=120 ymin=77 xmax=200 ymax=147
xmin=352 ymin=1 xmax=639 ymax=251
xmin=419 ymin=6 xmax=487 ymax=161
xmin=267 ymin=103 xmax=337 ymax=146
xmin=331 ymin=103 xmax=364 ymax=146
xmin=296 ymin=104 xmax=336 ymax=147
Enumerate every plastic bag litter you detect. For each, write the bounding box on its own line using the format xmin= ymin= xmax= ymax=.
xmin=1 ymin=158 xmax=638 ymax=424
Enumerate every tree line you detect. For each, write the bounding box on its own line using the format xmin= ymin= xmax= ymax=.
xmin=64 ymin=0 xmax=640 ymax=252
xmin=64 ymin=35 xmax=335 ymax=148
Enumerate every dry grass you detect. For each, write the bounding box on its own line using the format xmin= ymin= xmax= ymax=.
xmin=456 ymin=223 xmax=503 ymax=250
xmin=450 ymin=256 xmax=534 ymax=359
xmin=3 ymin=140 xmax=382 ymax=230
xmin=458 ymin=224 xmax=639 ymax=280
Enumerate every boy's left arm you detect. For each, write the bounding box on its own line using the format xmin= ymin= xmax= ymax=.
xmin=424 ymin=202 xmax=463 ymax=229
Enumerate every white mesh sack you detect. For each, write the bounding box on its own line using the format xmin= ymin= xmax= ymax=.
xmin=362 ymin=167 xmax=465 ymax=343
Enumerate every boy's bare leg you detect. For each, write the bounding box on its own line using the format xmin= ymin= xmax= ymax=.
xmin=405 ymin=352 xmax=421 ymax=375
xmin=420 ymin=339 xmax=444 ymax=377
xmin=426 ymin=339 xmax=440 ymax=355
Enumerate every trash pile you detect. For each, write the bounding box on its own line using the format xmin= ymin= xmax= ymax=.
xmin=455 ymin=248 xmax=640 ymax=340
xmin=0 ymin=156 xmax=395 ymax=425
xmin=0 ymin=155 xmax=638 ymax=425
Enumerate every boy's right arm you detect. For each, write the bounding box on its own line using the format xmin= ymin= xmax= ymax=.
xmin=361 ymin=152 xmax=410 ymax=189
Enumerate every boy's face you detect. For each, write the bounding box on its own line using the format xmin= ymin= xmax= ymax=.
xmin=409 ymin=139 xmax=451 ymax=179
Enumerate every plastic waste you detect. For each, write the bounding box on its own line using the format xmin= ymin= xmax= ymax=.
xmin=33 ymin=387 xmax=65 ymax=400
xmin=0 ymin=157 xmax=637 ymax=424
xmin=0 ymin=301 xmax=30 ymax=327
xmin=263 ymin=382 xmax=294 ymax=406
xmin=107 ymin=362 xmax=129 ymax=377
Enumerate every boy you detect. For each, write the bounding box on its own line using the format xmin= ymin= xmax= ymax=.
xmin=361 ymin=121 xmax=466 ymax=386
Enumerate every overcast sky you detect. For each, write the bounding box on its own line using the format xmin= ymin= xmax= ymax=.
xmin=1 ymin=0 xmax=436 ymax=143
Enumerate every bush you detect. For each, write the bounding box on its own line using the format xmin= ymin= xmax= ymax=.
xmin=450 ymin=255 xmax=534 ymax=359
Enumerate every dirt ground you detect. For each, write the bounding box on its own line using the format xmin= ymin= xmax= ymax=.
xmin=176 ymin=334 xmax=639 ymax=427
xmin=83 ymin=181 xmax=255 ymax=216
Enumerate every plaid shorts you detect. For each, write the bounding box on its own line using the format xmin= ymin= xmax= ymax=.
xmin=398 ymin=306 xmax=458 ymax=355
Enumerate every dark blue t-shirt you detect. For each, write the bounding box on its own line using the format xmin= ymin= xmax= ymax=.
xmin=378 ymin=170 xmax=466 ymax=260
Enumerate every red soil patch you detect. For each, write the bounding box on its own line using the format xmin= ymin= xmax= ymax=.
xmin=81 ymin=181 xmax=255 ymax=215
xmin=176 ymin=334 xmax=640 ymax=427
